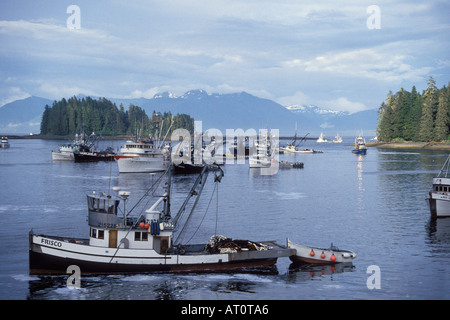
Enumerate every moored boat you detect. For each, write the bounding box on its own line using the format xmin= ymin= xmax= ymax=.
xmin=316 ymin=133 xmax=328 ymax=143
xmin=332 ymin=133 xmax=343 ymax=143
xmin=352 ymin=135 xmax=367 ymax=155
xmin=51 ymin=132 xmax=92 ymax=161
xmin=287 ymin=238 xmax=356 ymax=264
xmin=0 ymin=136 xmax=10 ymax=148
xmin=74 ymin=147 xmax=115 ymax=162
xmin=29 ymin=165 xmax=295 ymax=275
xmin=114 ymin=140 xmax=170 ymax=173
xmin=427 ymin=155 xmax=450 ymax=218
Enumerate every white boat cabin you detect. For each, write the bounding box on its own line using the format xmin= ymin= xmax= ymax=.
xmin=86 ymin=191 xmax=174 ymax=254
xmin=432 ymin=178 xmax=450 ymax=193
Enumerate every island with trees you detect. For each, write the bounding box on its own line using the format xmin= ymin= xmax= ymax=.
xmin=40 ymin=96 xmax=194 ymax=138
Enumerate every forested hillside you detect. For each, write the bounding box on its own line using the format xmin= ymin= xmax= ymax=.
xmin=377 ymin=77 xmax=449 ymax=142
xmin=40 ymin=96 xmax=194 ymax=137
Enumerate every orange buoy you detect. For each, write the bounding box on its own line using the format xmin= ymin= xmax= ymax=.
xmin=139 ymin=222 xmax=145 ymax=228
xmin=310 ymin=249 xmax=315 ymax=257
xmin=144 ymin=223 xmax=150 ymax=229
xmin=321 ymin=252 xmax=326 ymax=259
xmin=330 ymin=254 xmax=336 ymax=262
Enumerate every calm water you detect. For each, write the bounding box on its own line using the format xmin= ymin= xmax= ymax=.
xmin=0 ymin=138 xmax=449 ymax=300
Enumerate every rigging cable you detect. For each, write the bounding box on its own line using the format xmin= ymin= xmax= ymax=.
xmin=184 ymin=180 xmax=218 ymax=245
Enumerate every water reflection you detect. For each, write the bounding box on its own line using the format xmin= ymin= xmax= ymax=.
xmin=286 ymin=263 xmax=355 ymax=283
xmin=26 ymin=268 xmax=280 ymax=300
xmin=427 ymin=217 xmax=450 ymax=245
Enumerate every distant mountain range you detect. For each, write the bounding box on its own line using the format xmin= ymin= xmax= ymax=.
xmin=0 ymin=90 xmax=378 ymax=137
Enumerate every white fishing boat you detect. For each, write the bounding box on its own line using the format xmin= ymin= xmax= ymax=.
xmin=0 ymin=136 xmax=10 ymax=148
xmin=114 ymin=140 xmax=170 ymax=173
xmin=249 ymin=131 xmax=276 ymax=168
xmin=316 ymin=133 xmax=328 ymax=143
xmin=332 ymin=133 xmax=343 ymax=143
xmin=51 ymin=133 xmax=91 ymax=161
xmin=29 ymin=165 xmax=295 ymax=275
xmin=427 ymin=155 xmax=450 ymax=218
xmin=287 ymin=239 xmax=356 ymax=264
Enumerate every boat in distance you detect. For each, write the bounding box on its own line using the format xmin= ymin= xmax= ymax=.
xmin=287 ymin=238 xmax=356 ymax=264
xmin=427 ymin=155 xmax=450 ymax=218
xmin=29 ymin=165 xmax=295 ymax=275
xmin=352 ymin=135 xmax=367 ymax=155
xmin=1 ymin=136 xmax=10 ymax=148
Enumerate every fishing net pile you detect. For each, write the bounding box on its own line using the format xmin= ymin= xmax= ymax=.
xmin=205 ymin=235 xmax=272 ymax=254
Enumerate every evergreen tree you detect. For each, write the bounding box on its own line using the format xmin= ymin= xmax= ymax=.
xmin=434 ymin=87 xmax=449 ymax=141
xmin=419 ymin=76 xmax=438 ymax=141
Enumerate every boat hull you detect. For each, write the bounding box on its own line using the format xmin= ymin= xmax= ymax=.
xmin=287 ymin=239 xmax=356 ymax=265
xmin=74 ymin=152 xmax=115 ymax=162
xmin=29 ymin=233 xmax=294 ymax=275
xmin=52 ymin=151 xmax=74 ymax=161
xmin=116 ymin=156 xmax=169 ymax=173
xmin=428 ymin=192 xmax=450 ymax=217
xmin=173 ymin=163 xmax=206 ymax=174
xmin=352 ymin=148 xmax=367 ymax=155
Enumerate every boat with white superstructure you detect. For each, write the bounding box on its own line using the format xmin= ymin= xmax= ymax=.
xmin=332 ymin=133 xmax=343 ymax=143
xmin=29 ymin=165 xmax=295 ymax=275
xmin=51 ymin=132 xmax=91 ymax=161
xmin=316 ymin=132 xmax=328 ymax=143
xmin=114 ymin=139 xmax=170 ymax=173
xmin=428 ymin=155 xmax=450 ymax=218
xmin=0 ymin=136 xmax=10 ymax=148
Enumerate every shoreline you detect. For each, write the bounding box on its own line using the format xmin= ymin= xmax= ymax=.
xmin=366 ymin=141 xmax=450 ymax=150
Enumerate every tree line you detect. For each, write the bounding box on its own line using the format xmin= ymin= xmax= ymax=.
xmin=377 ymin=77 xmax=449 ymax=142
xmin=40 ymin=96 xmax=194 ymax=137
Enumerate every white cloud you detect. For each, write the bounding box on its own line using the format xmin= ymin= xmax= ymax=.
xmin=321 ymin=97 xmax=368 ymax=114
xmin=282 ymin=42 xmax=434 ymax=83
xmin=0 ymin=86 xmax=31 ymax=107
xmin=276 ymin=91 xmax=314 ymax=107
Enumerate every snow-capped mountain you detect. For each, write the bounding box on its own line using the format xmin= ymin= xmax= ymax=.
xmin=285 ymin=104 xmax=347 ymax=116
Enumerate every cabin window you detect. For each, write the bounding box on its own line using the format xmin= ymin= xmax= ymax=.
xmin=134 ymin=232 xmax=148 ymax=241
xmin=91 ymin=228 xmax=105 ymax=239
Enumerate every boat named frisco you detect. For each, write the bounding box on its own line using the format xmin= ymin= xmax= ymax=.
xmin=29 ymin=165 xmax=295 ymax=275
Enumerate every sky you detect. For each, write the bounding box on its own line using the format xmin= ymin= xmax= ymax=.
xmin=0 ymin=0 xmax=449 ymax=113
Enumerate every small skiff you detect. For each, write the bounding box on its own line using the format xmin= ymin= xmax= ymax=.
xmin=287 ymin=238 xmax=356 ymax=264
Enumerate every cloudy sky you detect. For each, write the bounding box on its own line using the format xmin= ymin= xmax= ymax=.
xmin=0 ymin=0 xmax=449 ymax=113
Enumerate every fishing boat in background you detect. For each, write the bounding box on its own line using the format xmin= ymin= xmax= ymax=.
xmin=427 ymin=155 xmax=450 ymax=218
xmin=51 ymin=132 xmax=92 ymax=161
xmin=279 ymin=161 xmax=304 ymax=169
xmin=74 ymin=147 xmax=116 ymax=162
xmin=287 ymin=239 xmax=356 ymax=265
xmin=114 ymin=139 xmax=170 ymax=173
xmin=0 ymin=136 xmax=10 ymax=148
xmin=29 ymin=165 xmax=295 ymax=275
xmin=352 ymin=135 xmax=367 ymax=155
xmin=316 ymin=133 xmax=328 ymax=143
xmin=249 ymin=130 xmax=276 ymax=168
xmin=332 ymin=133 xmax=343 ymax=143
